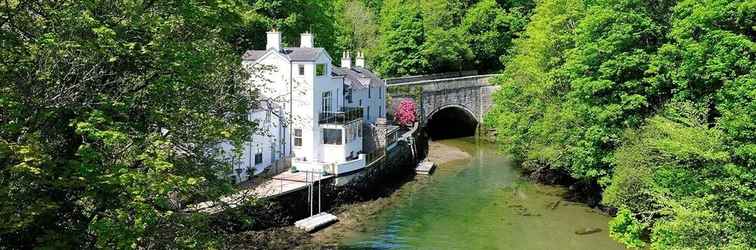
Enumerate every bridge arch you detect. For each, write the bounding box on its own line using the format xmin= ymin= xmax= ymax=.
xmin=425 ymin=104 xmax=478 ymax=124
xmin=425 ymin=104 xmax=478 ymax=140
xmin=387 ymin=74 xmax=499 ymax=140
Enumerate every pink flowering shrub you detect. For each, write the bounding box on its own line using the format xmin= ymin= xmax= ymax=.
xmin=394 ymin=99 xmax=417 ymax=127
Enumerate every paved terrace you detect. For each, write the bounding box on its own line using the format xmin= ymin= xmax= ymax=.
xmin=185 ymin=171 xmax=333 ymax=214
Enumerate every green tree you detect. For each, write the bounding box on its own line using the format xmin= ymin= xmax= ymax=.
xmin=660 ymin=0 xmax=756 ymax=166
xmin=234 ymin=0 xmax=339 ymax=54
xmin=603 ymin=0 xmax=755 ymax=248
xmin=604 ymin=102 xmax=755 ymax=248
xmin=420 ymin=0 xmax=474 ymax=73
xmin=557 ymin=0 xmax=676 ymax=183
xmin=460 ymin=0 xmax=529 ymax=72
xmin=334 ymin=0 xmax=380 ymax=61
xmin=488 ymin=0 xmax=755 ymax=248
xmin=485 ymin=0 xmax=586 ymax=171
xmin=0 ymin=0 xmax=258 ymax=248
xmin=373 ymin=0 xmax=429 ymax=76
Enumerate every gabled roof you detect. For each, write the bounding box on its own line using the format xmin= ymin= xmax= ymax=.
xmin=242 ymin=47 xmax=329 ymax=62
xmin=332 ymin=66 xmax=385 ymax=89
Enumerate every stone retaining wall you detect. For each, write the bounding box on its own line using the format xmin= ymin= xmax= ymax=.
xmin=221 ymin=127 xmax=429 ymax=228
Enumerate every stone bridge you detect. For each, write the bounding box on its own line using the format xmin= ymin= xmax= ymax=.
xmin=387 ymin=74 xmax=499 ymax=138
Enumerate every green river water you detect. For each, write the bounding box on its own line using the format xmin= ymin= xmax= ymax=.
xmin=339 ymin=137 xmax=625 ymax=249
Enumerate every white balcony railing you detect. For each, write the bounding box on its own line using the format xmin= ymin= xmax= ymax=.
xmin=291 ymin=154 xmax=366 ymax=176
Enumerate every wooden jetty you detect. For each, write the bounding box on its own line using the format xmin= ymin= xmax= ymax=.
xmin=416 ymin=161 xmax=436 ymax=175
xmin=295 ymin=212 xmax=338 ymax=232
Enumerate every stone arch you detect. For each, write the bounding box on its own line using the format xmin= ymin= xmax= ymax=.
xmin=424 ymin=104 xmax=478 ymax=123
xmin=424 ymin=104 xmax=479 ymax=140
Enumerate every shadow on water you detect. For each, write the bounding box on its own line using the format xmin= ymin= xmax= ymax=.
xmin=425 ymin=107 xmax=478 ymax=140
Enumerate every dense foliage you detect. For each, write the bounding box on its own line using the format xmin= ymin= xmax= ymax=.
xmin=486 ymin=0 xmax=755 ymax=248
xmin=4 ymin=0 xmax=750 ymax=248
xmin=335 ymin=0 xmax=533 ymax=77
xmin=0 ymin=0 xmax=274 ymax=248
xmin=235 ymin=0 xmax=340 ymax=55
xmin=0 ymin=0 xmax=532 ymax=247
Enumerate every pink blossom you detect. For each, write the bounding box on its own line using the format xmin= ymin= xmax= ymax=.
xmin=394 ymin=99 xmax=416 ymax=127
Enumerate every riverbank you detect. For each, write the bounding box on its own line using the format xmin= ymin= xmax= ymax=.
xmin=225 ymin=138 xmax=622 ymax=249
xmin=521 ymin=163 xmax=616 ymax=216
xmin=308 ymin=139 xmax=473 ymax=245
xmin=338 ymin=138 xmax=624 ymax=249
xmin=222 ymin=139 xmax=471 ymax=249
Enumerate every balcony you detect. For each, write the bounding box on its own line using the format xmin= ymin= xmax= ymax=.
xmin=292 ymin=154 xmax=367 ymax=176
xmin=319 ymin=107 xmax=363 ymax=124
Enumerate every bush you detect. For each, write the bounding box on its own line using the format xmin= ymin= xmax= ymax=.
xmin=394 ymin=99 xmax=417 ymax=127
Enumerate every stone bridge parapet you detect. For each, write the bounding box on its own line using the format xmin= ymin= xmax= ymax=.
xmin=387 ymin=74 xmax=499 ymax=125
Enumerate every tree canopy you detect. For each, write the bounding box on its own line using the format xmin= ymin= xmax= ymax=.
xmin=342 ymin=0 xmax=533 ymax=77
xmin=486 ymin=0 xmax=755 ymax=248
xmin=0 ymin=0 xmax=261 ymax=248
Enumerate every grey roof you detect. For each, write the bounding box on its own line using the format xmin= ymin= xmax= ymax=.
xmin=242 ymin=47 xmax=325 ymax=62
xmin=332 ymin=66 xmax=385 ymax=89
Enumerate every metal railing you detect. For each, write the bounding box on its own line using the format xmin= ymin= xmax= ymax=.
xmin=319 ymin=107 xmax=363 ymax=124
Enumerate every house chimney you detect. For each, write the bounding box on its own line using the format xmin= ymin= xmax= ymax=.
xmin=300 ymin=32 xmax=314 ymax=48
xmin=266 ymin=29 xmax=281 ymax=51
xmin=341 ymin=51 xmax=351 ymax=69
xmin=355 ymin=51 xmax=365 ymax=68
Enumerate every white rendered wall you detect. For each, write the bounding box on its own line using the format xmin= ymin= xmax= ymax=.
xmin=319 ymin=119 xmax=363 ymax=163
xmin=242 ymin=49 xmax=378 ymax=169
xmin=345 ymin=84 xmax=385 ymax=125
xmin=311 ymin=53 xmax=343 ymax=163
xmin=244 ymin=52 xmax=293 ymax=160
xmin=219 ymin=109 xmax=286 ymax=182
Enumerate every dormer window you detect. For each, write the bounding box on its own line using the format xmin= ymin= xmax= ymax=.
xmin=298 ymin=64 xmax=305 ymax=76
xmin=316 ymin=64 xmax=326 ymax=76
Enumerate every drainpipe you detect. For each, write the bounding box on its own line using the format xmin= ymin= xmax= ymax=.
xmin=288 ymin=61 xmax=293 ymax=170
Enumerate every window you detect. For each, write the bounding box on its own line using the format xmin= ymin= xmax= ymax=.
xmin=359 ymin=100 xmax=362 ymax=106
xmin=379 ymin=106 xmax=382 ymax=118
xmin=379 ymin=88 xmax=383 ymax=98
xmin=321 ymin=91 xmax=332 ymax=113
xmin=294 ymin=129 xmax=302 ymax=147
xmin=316 ymin=64 xmax=326 ymax=76
xmin=345 ymin=88 xmax=353 ymax=103
xmin=254 ymin=147 xmax=263 ymax=164
xmin=368 ymin=86 xmax=371 ymax=98
xmin=323 ymin=128 xmax=342 ymax=145
xmin=298 ymin=64 xmax=305 ymax=76
xmin=345 ymin=125 xmax=352 ymax=143
xmin=367 ymin=106 xmax=370 ymax=121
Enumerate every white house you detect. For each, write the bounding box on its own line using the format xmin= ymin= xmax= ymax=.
xmin=223 ymin=30 xmax=387 ymax=182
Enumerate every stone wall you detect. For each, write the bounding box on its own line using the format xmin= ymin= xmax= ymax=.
xmin=387 ymin=75 xmax=499 ymax=125
xmin=223 ymin=127 xmax=429 ymax=228
xmin=385 ymin=70 xmax=478 ymax=85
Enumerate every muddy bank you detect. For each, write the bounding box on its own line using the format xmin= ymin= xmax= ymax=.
xmin=223 ymin=139 xmax=617 ymax=248
xmin=310 ymin=178 xmax=432 ymax=245
xmin=520 ymin=162 xmax=616 ymax=216
xmin=222 ymin=140 xmax=468 ymax=248
xmin=426 ymin=140 xmax=472 ymax=165
xmin=309 ymin=140 xmax=472 ymax=245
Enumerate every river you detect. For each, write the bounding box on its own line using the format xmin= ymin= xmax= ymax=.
xmin=337 ymin=137 xmax=625 ymax=249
